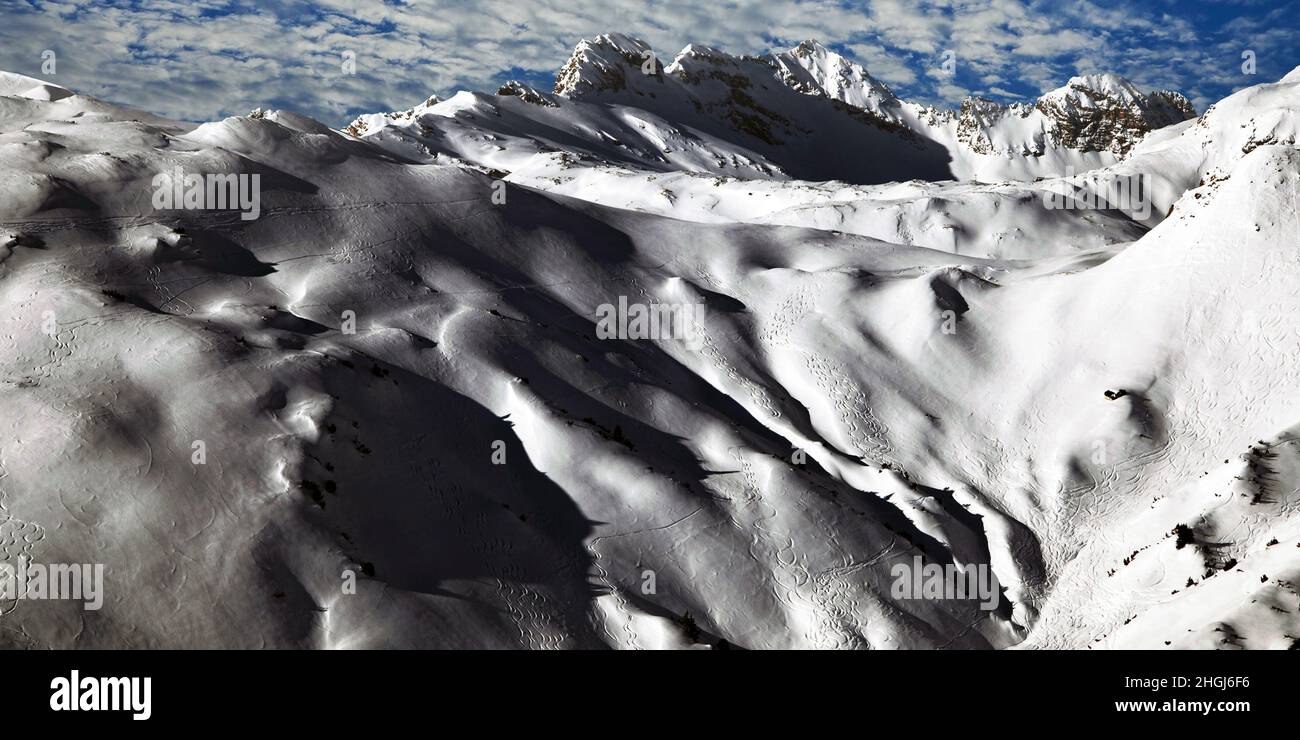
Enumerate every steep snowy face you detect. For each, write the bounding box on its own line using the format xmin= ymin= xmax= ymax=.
xmin=954 ymin=97 xmax=1044 ymax=156
xmin=661 ymin=43 xmax=806 ymax=146
xmin=1185 ymin=70 xmax=1300 ymax=159
xmin=552 ymin=33 xmax=665 ymax=98
xmin=1144 ymin=90 xmax=1200 ymax=126
xmin=769 ymin=40 xmax=901 ymax=119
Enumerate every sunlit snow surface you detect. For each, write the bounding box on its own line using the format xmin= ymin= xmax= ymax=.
xmin=0 ymin=60 xmax=1298 ymax=649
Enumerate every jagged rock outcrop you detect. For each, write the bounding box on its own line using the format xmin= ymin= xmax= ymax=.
xmin=1032 ymin=74 xmax=1198 ymax=155
xmin=497 ymin=80 xmax=558 ymax=107
xmin=552 ymin=33 xmax=663 ymax=97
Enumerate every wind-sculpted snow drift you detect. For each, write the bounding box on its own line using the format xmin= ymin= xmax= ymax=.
xmin=0 ymin=50 xmax=1297 ymax=649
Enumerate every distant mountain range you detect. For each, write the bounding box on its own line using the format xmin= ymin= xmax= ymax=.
xmin=348 ymin=33 xmax=1197 ymax=183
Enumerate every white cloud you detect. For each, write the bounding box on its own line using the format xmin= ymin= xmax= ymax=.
xmin=934 ymin=80 xmax=969 ymax=104
xmin=845 ymin=42 xmax=919 ymax=87
xmin=984 ymin=85 xmax=1022 ymax=99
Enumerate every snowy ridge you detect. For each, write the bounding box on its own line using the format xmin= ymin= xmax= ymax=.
xmin=350 ymin=35 xmax=1197 ymax=186
xmin=770 ymin=40 xmax=901 ymax=118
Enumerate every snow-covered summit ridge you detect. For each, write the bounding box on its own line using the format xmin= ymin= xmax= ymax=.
xmin=553 ymin=32 xmax=661 ymax=98
xmin=770 ymin=39 xmax=900 ymax=115
xmin=350 ymin=34 xmax=1197 ymax=183
xmin=547 ymin=35 xmax=1194 ymax=149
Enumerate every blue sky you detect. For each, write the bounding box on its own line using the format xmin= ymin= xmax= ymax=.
xmin=0 ymin=0 xmax=1295 ymax=125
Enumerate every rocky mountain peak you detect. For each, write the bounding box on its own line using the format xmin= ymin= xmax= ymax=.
xmin=553 ymin=33 xmax=663 ymax=98
xmin=1034 ymin=73 xmax=1198 ymax=154
xmin=769 ymin=40 xmax=899 ymax=115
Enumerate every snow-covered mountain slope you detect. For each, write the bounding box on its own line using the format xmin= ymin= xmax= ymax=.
xmin=463 ymin=167 xmax=1153 ymax=260
xmin=349 ymin=34 xmax=1196 ymax=189
xmin=0 ymin=62 xmax=1297 ymax=650
xmin=0 ymin=71 xmax=74 ymax=102
xmin=771 ymin=40 xmax=900 ymax=116
xmin=352 ymin=37 xmax=954 ymax=185
xmin=948 ymin=74 xmax=1196 ymax=161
